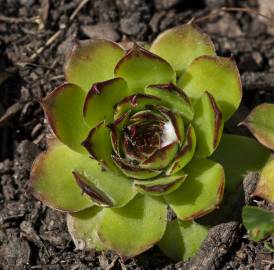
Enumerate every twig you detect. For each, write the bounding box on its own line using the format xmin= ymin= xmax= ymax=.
xmin=221 ymin=7 xmax=273 ymax=23
xmin=49 ymin=75 xmax=64 ymax=81
xmin=0 ymin=15 xmax=39 ymax=24
xmin=0 ymin=102 xmax=23 ymax=127
xmin=69 ymin=0 xmax=90 ymax=21
xmin=28 ymin=0 xmax=90 ymax=62
xmin=30 ymin=28 xmax=64 ymax=61
xmin=106 ymin=256 xmax=119 ymax=270
xmin=192 ymin=6 xmax=274 ymax=24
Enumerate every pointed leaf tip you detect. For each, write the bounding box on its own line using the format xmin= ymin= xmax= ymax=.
xmin=145 ymin=83 xmax=194 ymax=121
xmin=150 ymin=23 xmax=216 ymax=73
xmin=115 ymin=45 xmax=176 ymax=93
xmin=178 ymin=55 xmax=242 ymax=121
xmin=83 ymin=77 xmax=130 ymax=129
xmin=65 ymin=39 xmax=125 ymax=92
xmin=241 ymin=103 xmax=274 ymax=150
xmin=114 ymin=94 xmax=163 ymax=120
xmin=41 ymin=83 xmax=89 ymax=153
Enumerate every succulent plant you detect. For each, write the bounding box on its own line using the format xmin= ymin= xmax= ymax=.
xmin=30 ymin=22 xmax=272 ymax=261
xmin=239 ymin=104 xmax=274 ymax=244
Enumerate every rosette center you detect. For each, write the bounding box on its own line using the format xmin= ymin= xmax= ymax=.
xmin=123 ymin=108 xmax=178 ymax=162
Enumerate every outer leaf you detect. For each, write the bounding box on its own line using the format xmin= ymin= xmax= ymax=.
xmin=114 ymin=94 xmax=163 ymax=120
xmin=211 ymin=134 xmax=271 ymax=193
xmin=192 ymin=91 xmax=224 ymax=157
xmin=241 ymin=103 xmax=274 ymax=150
xmin=97 ymin=195 xmax=167 ymax=258
xmin=30 ymin=139 xmax=93 ymax=212
xmin=112 ymin=155 xmax=162 ymax=180
xmin=83 ymin=78 xmax=130 ymax=128
xmin=145 ymin=84 xmax=194 ymax=121
xmin=67 ymin=207 xmax=105 ymax=251
xmin=115 ymin=45 xmax=176 ymax=93
xmin=165 ymin=159 xmax=225 ymax=220
xmin=31 ymin=139 xmax=135 ymax=210
xmin=166 ymin=124 xmax=196 ymax=175
xmin=65 ymin=39 xmax=125 ymax=92
xmin=82 ymin=121 xmax=118 ymax=173
xmin=158 ymin=219 xmax=209 ymax=261
xmin=150 ymin=23 xmax=216 ymax=73
xmin=253 ymin=159 xmax=274 ymax=203
xmin=41 ymin=83 xmax=89 ymax=153
xmin=242 ymin=206 xmax=274 ymax=241
xmin=134 ymin=173 xmax=187 ymax=196
xmin=178 ymin=56 xmax=242 ymax=121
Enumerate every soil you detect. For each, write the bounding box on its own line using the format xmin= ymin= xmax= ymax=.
xmin=0 ymin=0 xmax=273 ymax=269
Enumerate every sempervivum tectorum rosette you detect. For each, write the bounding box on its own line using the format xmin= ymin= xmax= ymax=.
xmin=30 ymin=23 xmax=243 ymax=261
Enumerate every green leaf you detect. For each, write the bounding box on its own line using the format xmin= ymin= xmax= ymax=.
xmin=67 ymin=207 xmax=105 ymax=251
xmin=210 ymin=134 xmax=271 ymax=193
xmin=115 ymin=45 xmax=176 ymax=93
xmin=178 ymin=56 xmax=242 ymax=121
xmin=41 ymin=83 xmax=89 ymax=153
xmin=112 ymin=155 xmax=162 ymax=180
xmin=158 ymin=219 xmax=209 ymax=261
xmin=242 ymin=206 xmax=274 ymax=241
xmin=30 ymin=139 xmax=94 ymax=212
xmin=241 ymin=103 xmax=274 ymax=150
xmin=145 ymin=84 xmax=194 ymax=121
xmin=97 ymin=195 xmax=167 ymax=258
xmin=140 ymin=143 xmax=179 ymax=170
xmin=165 ymin=158 xmax=225 ymax=220
xmin=192 ymin=91 xmax=224 ymax=157
xmin=72 ymin=170 xmax=136 ymax=208
xmin=82 ymin=121 xmax=118 ymax=173
xmin=166 ymin=124 xmax=196 ymax=175
xmin=83 ymin=78 xmax=130 ymax=128
xmin=134 ymin=173 xmax=187 ymax=196
xmin=253 ymin=159 xmax=274 ymax=204
xmin=73 ymin=171 xmax=115 ymax=207
xmin=114 ymin=94 xmax=163 ymax=120
xmin=31 ymin=139 xmax=135 ymax=210
xmin=150 ymin=23 xmax=216 ymax=73
xmin=65 ymin=40 xmax=125 ymax=92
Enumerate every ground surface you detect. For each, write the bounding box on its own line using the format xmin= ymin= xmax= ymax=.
xmin=0 ymin=0 xmax=274 ymax=269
